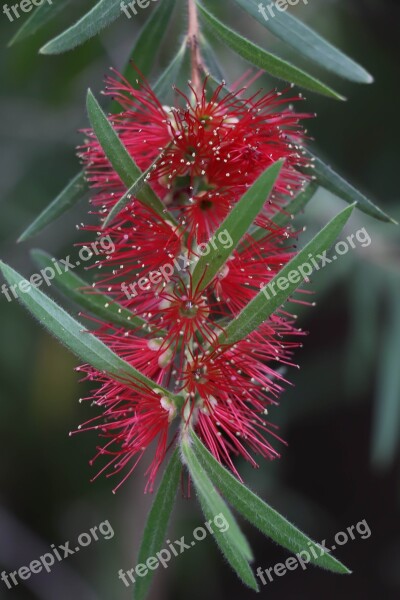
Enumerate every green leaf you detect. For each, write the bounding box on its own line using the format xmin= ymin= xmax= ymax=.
xmin=0 ymin=261 xmax=180 ymax=404
xmin=191 ymin=431 xmax=351 ymax=574
xmin=192 ymin=160 xmax=284 ymax=290
xmin=153 ymin=42 xmax=187 ymax=101
xmin=86 ymin=90 xmax=176 ymax=224
xmin=306 ymin=149 xmax=397 ymax=224
xmin=200 ymin=35 xmax=225 ymax=82
xmin=134 ymin=448 xmax=182 ymax=600
xmin=232 ymin=0 xmax=373 ymax=84
xmin=182 ymin=437 xmax=253 ymax=562
xmin=372 ymin=276 xmax=400 ymax=468
xmin=40 ymin=0 xmax=121 ymax=54
xmin=109 ymin=0 xmax=178 ymax=113
xmin=197 ymin=2 xmax=344 ymax=100
xmin=251 ymin=181 xmax=319 ymax=242
xmin=102 ymin=146 xmax=171 ymax=229
xmin=220 ymin=203 xmax=355 ymax=345
xmin=86 ymin=89 xmax=146 ymax=189
xmin=18 ymin=171 xmax=87 ymax=243
xmin=31 ymin=249 xmax=151 ymax=332
xmin=272 ymin=181 xmax=319 ymax=228
xmin=124 ymin=0 xmax=177 ymax=82
xmin=9 ymin=0 xmax=70 ymax=46
xmin=181 ymin=437 xmax=258 ymax=591
xmin=345 ymin=264 xmax=380 ymax=396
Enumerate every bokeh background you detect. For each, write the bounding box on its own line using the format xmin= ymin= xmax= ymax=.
xmin=1 ymin=0 xmax=399 ymax=598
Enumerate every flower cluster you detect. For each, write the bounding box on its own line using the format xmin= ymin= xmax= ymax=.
xmin=75 ymin=70 xmax=312 ymax=492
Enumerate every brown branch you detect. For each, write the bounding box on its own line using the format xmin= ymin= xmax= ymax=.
xmin=188 ymin=0 xmax=204 ymax=97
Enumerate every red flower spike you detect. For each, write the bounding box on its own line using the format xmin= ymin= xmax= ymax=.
xmin=72 ymin=375 xmax=175 ymax=494
xmin=75 ymin=70 xmax=313 ymax=490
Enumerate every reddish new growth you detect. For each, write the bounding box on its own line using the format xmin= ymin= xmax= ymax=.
xmin=74 ymin=69 xmax=312 ymax=493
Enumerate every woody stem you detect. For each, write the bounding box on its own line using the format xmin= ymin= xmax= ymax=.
xmin=188 ymin=0 xmax=203 ymax=97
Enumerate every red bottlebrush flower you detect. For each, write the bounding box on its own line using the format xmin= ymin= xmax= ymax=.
xmin=210 ymin=227 xmax=297 ymax=315
xmin=76 ymin=70 xmax=313 ymax=490
xmin=82 ymin=203 xmax=183 ymax=309
xmin=180 ymin=318 xmax=304 ymax=478
xmin=73 ymin=372 xmax=176 ymax=494
xmin=79 ymin=70 xmax=312 ymax=243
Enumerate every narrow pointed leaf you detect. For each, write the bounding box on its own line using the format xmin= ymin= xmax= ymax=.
xmin=306 ymin=150 xmax=396 ymax=224
xmin=153 ymin=42 xmax=187 ymax=100
xmin=250 ymin=181 xmax=318 ymax=242
xmin=102 ymin=145 xmax=171 ymax=229
xmin=125 ymin=0 xmax=177 ymax=82
xmin=232 ymin=0 xmax=373 ymax=84
xmin=31 ymin=250 xmax=151 ymax=332
xmin=86 ymin=90 xmax=177 ymax=224
xmin=181 ymin=438 xmax=258 ymax=590
xmin=272 ymin=181 xmax=319 ymax=228
xmin=191 ymin=432 xmax=351 ymax=574
xmin=345 ymin=264 xmax=380 ymax=396
xmin=9 ymin=0 xmax=70 ymax=46
xmin=197 ymin=2 xmax=344 ymax=100
xmin=86 ymin=88 xmax=149 ymax=190
xmin=192 ymin=160 xmax=284 ymax=290
xmin=201 ymin=35 xmax=225 ymax=81
xmin=134 ymin=449 xmax=182 ymax=600
xmin=220 ymin=203 xmax=355 ymax=345
xmin=40 ymin=0 xmax=121 ymax=54
xmin=18 ymin=171 xmax=87 ymax=243
xmin=0 ymin=261 xmax=180 ymax=404
xmin=182 ymin=438 xmax=253 ymax=562
xmin=372 ymin=277 xmax=400 ymax=468
xmin=110 ymin=0 xmax=178 ymax=113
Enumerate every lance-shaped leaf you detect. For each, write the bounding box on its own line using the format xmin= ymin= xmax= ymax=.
xmin=201 ymin=34 xmax=225 ymax=82
xmin=272 ymin=181 xmax=319 ymax=228
xmin=124 ymin=0 xmax=177 ymax=83
xmin=219 ymin=203 xmax=355 ymax=346
xmin=250 ymin=181 xmax=319 ymax=242
xmin=305 ymin=149 xmax=396 ymax=224
xmin=192 ymin=160 xmax=284 ymax=290
xmin=18 ymin=171 xmax=88 ymax=243
xmin=31 ymin=249 xmax=151 ymax=332
xmin=40 ymin=0 xmax=121 ymax=54
xmin=232 ymin=0 xmax=373 ymax=84
xmin=134 ymin=448 xmax=182 ymax=600
xmin=372 ymin=277 xmax=400 ymax=468
xmin=153 ymin=42 xmax=188 ymax=100
xmin=9 ymin=0 xmax=70 ymax=46
xmin=110 ymin=0 xmax=178 ymax=113
xmin=181 ymin=437 xmax=258 ymax=591
xmin=102 ymin=145 xmax=172 ymax=229
xmin=86 ymin=90 xmax=176 ymax=225
xmin=0 ymin=261 xmax=180 ymax=404
xmin=191 ymin=431 xmax=351 ymax=575
xmin=197 ymin=2 xmax=344 ymax=101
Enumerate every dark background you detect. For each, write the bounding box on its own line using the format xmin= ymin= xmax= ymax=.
xmin=0 ymin=0 xmax=399 ymax=598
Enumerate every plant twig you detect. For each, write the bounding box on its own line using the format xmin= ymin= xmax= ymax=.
xmin=188 ymin=0 xmax=204 ymax=96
